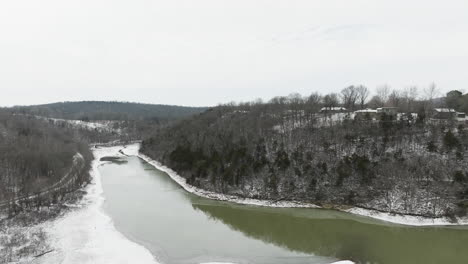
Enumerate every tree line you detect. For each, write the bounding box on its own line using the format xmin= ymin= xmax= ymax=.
xmin=10 ymin=101 xmax=207 ymax=121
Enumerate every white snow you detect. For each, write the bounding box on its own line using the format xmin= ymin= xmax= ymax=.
xmin=34 ymin=115 xmax=122 ymax=134
xmin=354 ymin=109 xmax=377 ymax=113
xmin=38 ymin=145 xmax=158 ymax=264
xmin=434 ymin=108 xmax=456 ymax=113
xmin=320 ymin=107 xmax=347 ymax=112
xmin=345 ymin=207 xmax=468 ymax=226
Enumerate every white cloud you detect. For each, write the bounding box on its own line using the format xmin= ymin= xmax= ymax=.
xmin=0 ymin=0 xmax=467 ymax=106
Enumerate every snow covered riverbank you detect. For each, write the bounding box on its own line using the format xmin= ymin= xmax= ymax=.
xmin=38 ymin=146 xmax=158 ymax=264
xmin=133 ymin=146 xmax=319 ymax=209
xmin=344 ymin=207 xmax=468 ymax=226
xmin=129 ymin=144 xmax=468 ymax=227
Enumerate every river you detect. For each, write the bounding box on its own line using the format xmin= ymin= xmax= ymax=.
xmin=98 ymin=156 xmax=468 ymax=264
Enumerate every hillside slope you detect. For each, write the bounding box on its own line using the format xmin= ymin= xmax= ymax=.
xmin=141 ymin=102 xmax=468 ymax=219
xmin=9 ymin=101 xmax=208 ymax=121
xmin=0 ymin=111 xmax=93 ymax=211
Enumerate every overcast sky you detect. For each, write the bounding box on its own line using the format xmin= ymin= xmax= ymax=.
xmin=1 ymin=0 xmax=467 ymax=107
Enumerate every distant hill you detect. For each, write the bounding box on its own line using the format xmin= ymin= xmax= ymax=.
xmin=9 ymin=101 xmax=209 ymax=121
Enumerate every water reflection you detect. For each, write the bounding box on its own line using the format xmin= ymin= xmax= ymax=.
xmin=191 ymin=199 xmax=468 ymax=264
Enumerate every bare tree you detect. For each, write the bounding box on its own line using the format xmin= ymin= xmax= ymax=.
xmin=376 ymin=85 xmax=391 ymax=106
xmin=287 ymin=93 xmax=305 ymax=125
xmin=287 ymin=93 xmax=304 ymax=105
xmin=388 ymin=89 xmax=402 ymax=108
xmin=356 ymin=85 xmax=370 ymax=109
xmin=422 ymin=83 xmax=440 ymax=116
xmin=401 ymin=86 xmax=418 ymax=112
xmin=368 ymin=95 xmax=384 ymax=108
xmin=340 ymin=86 xmax=359 ymax=110
xmin=423 ymin=83 xmax=439 ymax=102
xmin=307 ymin=92 xmax=322 ymax=107
xmin=322 ymin=93 xmax=339 ymax=109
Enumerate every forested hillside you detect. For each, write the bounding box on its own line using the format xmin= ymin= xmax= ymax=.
xmin=10 ymin=101 xmax=207 ymax=122
xmin=142 ymin=89 xmax=468 ymax=218
xmin=0 ymin=111 xmax=93 ymax=214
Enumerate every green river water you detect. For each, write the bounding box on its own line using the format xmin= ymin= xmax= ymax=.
xmin=99 ymin=156 xmax=468 ymax=264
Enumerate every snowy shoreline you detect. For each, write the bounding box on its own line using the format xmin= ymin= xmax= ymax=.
xmin=126 ymin=144 xmax=468 ymax=227
xmin=38 ymin=145 xmax=158 ymax=264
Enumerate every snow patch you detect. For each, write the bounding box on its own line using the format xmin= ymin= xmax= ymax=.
xmin=345 ymin=207 xmax=468 ymax=226
xmin=34 ymin=115 xmax=122 ymax=134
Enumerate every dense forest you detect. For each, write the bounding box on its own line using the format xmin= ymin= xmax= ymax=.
xmin=0 ymin=110 xmax=93 ymax=215
xmin=10 ymin=101 xmax=207 ymax=122
xmin=142 ymin=86 xmax=468 ymax=218
xmin=8 ymin=101 xmax=208 ymax=142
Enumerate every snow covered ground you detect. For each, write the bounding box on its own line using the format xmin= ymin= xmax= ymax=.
xmin=0 ymin=218 xmax=49 ymax=263
xmin=345 ymin=207 xmax=468 ymax=226
xmin=34 ymin=115 xmax=122 ymax=134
